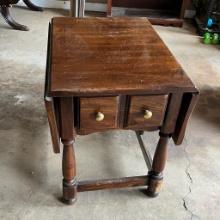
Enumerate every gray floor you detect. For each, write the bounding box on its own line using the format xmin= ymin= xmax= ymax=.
xmin=0 ymin=7 xmax=220 ymax=220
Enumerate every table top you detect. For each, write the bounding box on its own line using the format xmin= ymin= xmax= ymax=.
xmin=48 ymin=17 xmax=196 ymax=96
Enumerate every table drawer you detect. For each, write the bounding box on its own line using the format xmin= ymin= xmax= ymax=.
xmin=79 ymin=97 xmax=119 ymax=131
xmin=126 ymin=95 xmax=168 ymax=129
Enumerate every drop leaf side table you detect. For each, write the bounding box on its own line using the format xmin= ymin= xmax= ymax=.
xmin=45 ymin=17 xmax=199 ymax=204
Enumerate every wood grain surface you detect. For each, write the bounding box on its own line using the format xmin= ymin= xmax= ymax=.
xmin=45 ymin=17 xmax=199 ymax=203
xmin=79 ymin=96 xmax=119 ymax=131
xmin=126 ymin=95 xmax=168 ymax=129
xmin=49 ymin=17 xmax=196 ymax=96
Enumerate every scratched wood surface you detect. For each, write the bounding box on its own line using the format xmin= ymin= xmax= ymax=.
xmin=45 ymin=17 xmax=199 ymax=204
xmin=49 ymin=17 xmax=196 ymax=96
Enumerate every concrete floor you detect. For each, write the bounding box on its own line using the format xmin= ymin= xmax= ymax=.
xmin=0 ymin=6 xmax=220 ymax=220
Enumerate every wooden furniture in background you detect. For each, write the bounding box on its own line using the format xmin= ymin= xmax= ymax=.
xmin=107 ymin=0 xmax=188 ymax=26
xmin=45 ymin=17 xmax=199 ymax=204
xmin=76 ymin=0 xmax=188 ymax=26
xmin=0 ymin=0 xmax=42 ymax=31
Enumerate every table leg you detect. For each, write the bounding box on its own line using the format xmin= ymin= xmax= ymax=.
xmin=60 ymin=98 xmax=77 ymax=204
xmin=0 ymin=6 xmax=29 ymax=31
xmin=107 ymin=0 xmax=112 ymax=16
xmin=146 ymin=132 xmax=170 ymax=197
xmin=62 ymin=139 xmax=77 ymax=204
xmin=23 ymin=0 xmax=43 ymax=11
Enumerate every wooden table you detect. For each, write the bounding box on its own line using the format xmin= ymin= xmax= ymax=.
xmin=45 ymin=17 xmax=199 ymax=204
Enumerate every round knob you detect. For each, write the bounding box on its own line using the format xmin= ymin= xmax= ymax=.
xmin=96 ymin=112 xmax=105 ymax=122
xmin=144 ymin=110 xmax=153 ymax=120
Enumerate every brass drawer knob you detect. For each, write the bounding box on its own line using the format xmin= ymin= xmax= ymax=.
xmin=96 ymin=112 xmax=105 ymax=122
xmin=144 ymin=110 xmax=153 ymax=120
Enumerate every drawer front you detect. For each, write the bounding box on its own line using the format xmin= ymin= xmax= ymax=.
xmin=80 ymin=97 xmax=119 ymax=131
xmin=126 ymin=95 xmax=168 ymax=129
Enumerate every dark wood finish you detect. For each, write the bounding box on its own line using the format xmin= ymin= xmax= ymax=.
xmin=45 ymin=17 xmax=198 ymax=204
xmin=161 ymin=93 xmax=183 ymax=134
xmin=45 ymin=97 xmax=60 ymax=153
xmin=79 ymin=96 xmax=119 ymax=132
xmin=126 ymin=95 xmax=168 ymax=129
xmin=107 ymin=0 xmax=112 ymax=16
xmin=50 ymin=17 xmax=196 ymax=97
xmin=172 ymin=93 xmax=199 ymax=145
xmin=78 ymin=175 xmax=149 ymax=192
xmin=151 ymin=134 xmax=170 ymax=173
xmin=60 ymin=97 xmax=77 ymax=204
xmin=148 ymin=18 xmax=183 ymax=27
xmin=146 ymin=133 xmax=170 ymax=197
xmin=0 ymin=0 xmax=42 ymax=31
xmin=44 ymin=23 xmax=60 ymax=153
xmin=106 ymin=0 xmax=187 ymax=27
xmin=118 ymin=95 xmax=127 ymax=128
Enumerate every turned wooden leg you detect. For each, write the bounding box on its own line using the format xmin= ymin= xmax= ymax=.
xmin=60 ymin=97 xmax=77 ymax=204
xmin=23 ymin=0 xmax=43 ymax=11
xmin=0 ymin=6 xmax=29 ymax=31
xmin=62 ymin=139 xmax=77 ymax=204
xmin=146 ymin=132 xmax=170 ymax=197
